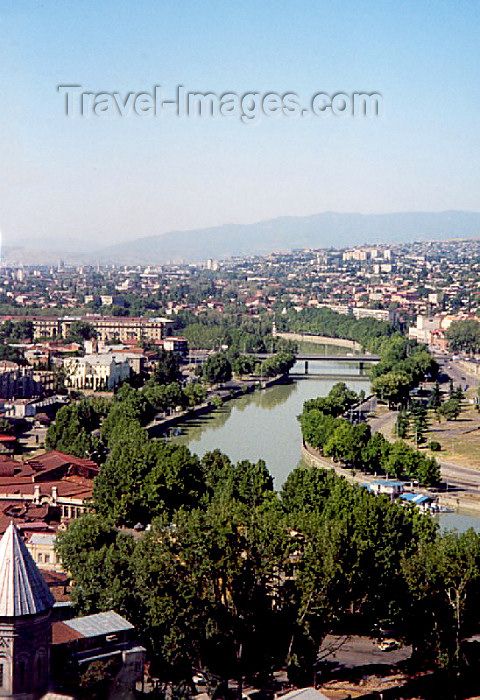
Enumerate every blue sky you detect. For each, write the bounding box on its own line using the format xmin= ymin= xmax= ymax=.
xmin=1 ymin=0 xmax=479 ymax=250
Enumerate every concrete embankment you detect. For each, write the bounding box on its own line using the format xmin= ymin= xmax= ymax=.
xmin=302 ymin=440 xmax=480 ymax=515
xmin=302 ymin=442 xmax=376 ymax=487
xmin=147 ymin=372 xmax=289 ymax=438
xmin=436 ymin=492 xmax=480 ymax=515
xmin=276 ymin=332 xmax=363 ymax=352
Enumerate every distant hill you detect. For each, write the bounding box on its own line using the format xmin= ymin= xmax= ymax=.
xmin=4 ymin=211 xmax=480 ymax=266
xmin=2 ymin=246 xmax=85 ymax=267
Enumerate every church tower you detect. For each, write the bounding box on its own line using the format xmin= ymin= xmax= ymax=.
xmin=0 ymin=522 xmax=54 ymax=699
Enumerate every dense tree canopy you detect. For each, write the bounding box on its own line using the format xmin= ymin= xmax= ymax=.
xmin=65 ymin=320 xmax=98 ymax=344
xmin=446 ymin=319 xmax=480 ymax=354
xmin=0 ymin=319 xmax=34 ymax=343
xmin=283 ymin=307 xmax=396 ymax=351
xmin=45 ymin=400 xmax=105 ymax=458
xmin=299 ymin=383 xmax=441 ymax=486
xmin=202 ymin=353 xmax=233 ymax=384
xmin=60 ymin=450 xmax=468 ymax=691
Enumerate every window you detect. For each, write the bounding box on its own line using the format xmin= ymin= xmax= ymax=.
xmin=44 ymin=554 xmax=50 ymax=564
xmin=38 ymin=554 xmax=43 ymax=563
xmin=0 ymin=663 xmax=3 ymax=687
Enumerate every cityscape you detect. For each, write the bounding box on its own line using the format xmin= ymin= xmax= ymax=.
xmin=2 ymin=0 xmax=480 ymax=698
xmin=0 ymin=238 xmax=479 ymax=697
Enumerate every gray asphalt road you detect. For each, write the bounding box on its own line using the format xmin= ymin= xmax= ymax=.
xmin=436 ymin=356 xmax=480 ymax=390
xmin=318 ymin=635 xmax=412 ymax=669
xmin=368 ymin=410 xmax=397 ymax=434
xmin=433 ymin=356 xmax=480 ymax=491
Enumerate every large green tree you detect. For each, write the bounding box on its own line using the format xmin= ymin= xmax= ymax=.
xmin=203 ymin=353 xmax=232 ymax=384
xmin=446 ymin=320 xmax=480 ymax=354
xmin=45 ymin=400 xmax=103 ymax=458
xmin=371 ymin=371 xmax=411 ymax=408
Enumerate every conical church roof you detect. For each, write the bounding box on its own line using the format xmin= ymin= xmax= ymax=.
xmin=0 ymin=522 xmax=54 ymax=617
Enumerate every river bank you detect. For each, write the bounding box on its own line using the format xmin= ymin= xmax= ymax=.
xmin=147 ymin=372 xmax=289 ymax=438
xmin=368 ymin=406 xmax=480 ymax=515
xmin=301 ymin=440 xmax=480 ymax=516
xmin=168 ymin=358 xmax=480 ymax=530
xmin=277 ymin=332 xmax=363 ymax=351
xmin=301 ymin=399 xmax=480 ymax=517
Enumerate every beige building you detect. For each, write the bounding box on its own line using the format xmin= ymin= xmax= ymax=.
xmin=1 ymin=315 xmax=173 ymax=343
xmin=63 ymin=354 xmax=132 ymax=391
xmin=26 ymin=533 xmax=62 ymax=572
xmin=162 ymin=336 xmax=189 ymax=357
xmin=352 ymin=307 xmax=396 ymax=322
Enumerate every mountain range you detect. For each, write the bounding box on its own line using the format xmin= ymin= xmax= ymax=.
xmin=4 ymin=210 xmax=480 ymax=266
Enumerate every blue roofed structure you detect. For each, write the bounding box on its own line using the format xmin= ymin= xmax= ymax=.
xmin=64 ymin=610 xmax=134 ymax=638
xmin=399 ymin=492 xmax=435 ymax=511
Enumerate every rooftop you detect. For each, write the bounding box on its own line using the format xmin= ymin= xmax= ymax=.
xmin=62 ymin=610 xmax=134 ymax=639
xmin=279 ymin=689 xmax=330 ymax=700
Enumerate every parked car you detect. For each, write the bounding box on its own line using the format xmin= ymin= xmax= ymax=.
xmin=193 ymin=672 xmax=207 ymax=687
xmin=378 ymin=638 xmax=399 ymax=651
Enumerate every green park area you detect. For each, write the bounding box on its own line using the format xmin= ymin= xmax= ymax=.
xmin=373 ymin=383 xmax=480 ymax=471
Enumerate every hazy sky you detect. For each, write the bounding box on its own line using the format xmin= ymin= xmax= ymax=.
xmin=1 ymin=0 xmax=479 ymax=250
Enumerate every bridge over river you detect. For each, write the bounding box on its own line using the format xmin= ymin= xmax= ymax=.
xmin=187 ymin=351 xmax=379 ymax=376
xmin=253 ymin=353 xmax=380 ymax=376
xmin=254 ymin=353 xmax=379 ymax=362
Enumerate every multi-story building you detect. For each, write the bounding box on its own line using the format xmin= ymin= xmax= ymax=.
xmin=0 ymin=362 xmax=42 ymax=400
xmin=1 ymin=315 xmax=174 ymax=343
xmin=408 ymin=315 xmax=442 ymax=344
xmin=63 ymin=353 xmax=132 ymax=391
xmin=162 ymin=336 xmax=189 ymax=358
xmin=352 ymin=307 xmax=397 ymax=323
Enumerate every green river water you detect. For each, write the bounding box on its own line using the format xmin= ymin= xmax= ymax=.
xmin=171 ymin=344 xmax=480 ymax=533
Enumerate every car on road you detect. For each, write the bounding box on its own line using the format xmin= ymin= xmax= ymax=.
xmin=193 ymin=672 xmax=207 ymax=687
xmin=377 ymin=638 xmax=399 ymax=651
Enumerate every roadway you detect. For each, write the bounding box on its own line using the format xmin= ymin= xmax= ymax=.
xmin=318 ymin=634 xmax=411 ymax=669
xmin=433 ymin=355 xmax=480 ymax=493
xmin=435 ymin=353 xmax=480 ymax=390
xmin=367 ymin=356 xmax=480 ymax=496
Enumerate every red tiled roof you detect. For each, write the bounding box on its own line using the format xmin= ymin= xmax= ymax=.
xmin=19 ymin=521 xmax=56 ymax=533
xmin=52 ymin=621 xmax=83 ymax=644
xmin=41 ymin=569 xmax=69 ymax=586
xmin=0 ymin=462 xmax=15 ymax=477
xmin=28 ymin=451 xmax=99 ymax=472
xmin=0 ymin=452 xmax=95 ymax=503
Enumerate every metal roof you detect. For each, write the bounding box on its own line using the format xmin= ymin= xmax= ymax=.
xmin=29 ymin=533 xmax=56 ymax=546
xmin=400 ymin=493 xmax=431 ymax=504
xmin=0 ymin=521 xmax=55 ymax=617
xmin=65 ymin=610 xmax=134 ymax=638
xmin=279 ymin=688 xmax=330 ymax=700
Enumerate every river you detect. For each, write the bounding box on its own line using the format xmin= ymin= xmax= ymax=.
xmin=171 ymin=345 xmax=480 ymax=533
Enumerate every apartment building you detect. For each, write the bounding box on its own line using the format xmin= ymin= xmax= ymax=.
xmin=1 ymin=315 xmax=174 ymax=342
